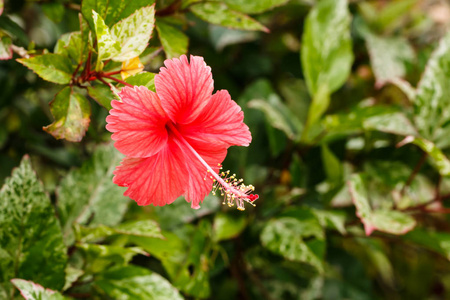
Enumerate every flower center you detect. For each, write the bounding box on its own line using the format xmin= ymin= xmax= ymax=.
xmin=166 ymin=122 xmax=258 ymax=211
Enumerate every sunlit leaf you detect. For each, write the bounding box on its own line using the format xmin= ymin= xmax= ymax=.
xmin=301 ymin=0 xmax=353 ymax=96
xmin=43 ymin=86 xmax=91 ymax=142
xmin=81 ymin=0 xmax=155 ymax=30
xmin=54 ymin=31 xmax=86 ymax=64
xmin=110 ymin=5 xmax=155 ymax=61
xmin=17 ymin=54 xmax=73 ymax=84
xmin=0 ymin=157 xmax=67 ymax=292
xmin=190 ymin=2 xmax=269 ymax=32
xmin=93 ymin=10 xmax=121 ymax=64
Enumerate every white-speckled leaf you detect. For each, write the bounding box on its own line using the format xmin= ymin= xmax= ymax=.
xmin=11 ymin=279 xmax=66 ymax=300
xmin=93 ymin=10 xmax=121 ymax=63
xmin=110 ymin=5 xmax=155 ymax=61
xmin=57 ymin=144 xmax=129 ymax=245
xmin=414 ymin=31 xmax=450 ymax=149
xmin=0 ymin=157 xmax=67 ymax=292
xmin=349 ymin=174 xmax=416 ymax=236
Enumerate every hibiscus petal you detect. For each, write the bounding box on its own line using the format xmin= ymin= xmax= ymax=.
xmin=106 ymin=86 xmax=169 ymax=157
xmin=155 ymin=55 xmax=214 ymax=124
xmin=180 ymin=137 xmax=227 ymax=209
xmin=180 ymin=90 xmax=252 ymax=148
xmin=112 ymin=137 xmax=188 ymax=206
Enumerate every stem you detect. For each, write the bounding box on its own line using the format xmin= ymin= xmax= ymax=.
xmin=156 ymin=0 xmax=182 ymax=16
xmin=401 ymin=152 xmax=428 ymax=195
xmin=103 ymin=70 xmax=122 ymax=76
xmin=101 ymin=74 xmax=133 ymax=87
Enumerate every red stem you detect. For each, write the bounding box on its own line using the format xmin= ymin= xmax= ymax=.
xmin=103 ymin=70 xmax=122 ymax=76
xmin=101 ymin=74 xmax=133 ymax=87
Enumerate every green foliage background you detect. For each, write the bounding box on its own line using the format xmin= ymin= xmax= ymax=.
xmin=1 ymin=0 xmax=450 ymax=299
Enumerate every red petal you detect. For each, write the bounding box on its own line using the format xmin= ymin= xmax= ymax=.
xmin=106 ymin=86 xmax=169 ymax=157
xmin=112 ymin=137 xmax=188 ymax=206
xmin=179 ymin=90 xmax=252 ymax=148
xmin=155 ymin=55 xmax=214 ymax=124
xmin=182 ymin=137 xmax=227 ymax=209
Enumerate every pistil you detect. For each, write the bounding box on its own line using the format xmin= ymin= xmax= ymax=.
xmin=167 ymin=122 xmax=258 ymax=210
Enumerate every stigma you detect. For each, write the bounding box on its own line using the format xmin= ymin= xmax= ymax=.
xmin=205 ymin=164 xmax=259 ymax=211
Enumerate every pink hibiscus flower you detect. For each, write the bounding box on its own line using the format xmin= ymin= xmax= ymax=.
xmin=106 ymin=55 xmax=258 ymax=210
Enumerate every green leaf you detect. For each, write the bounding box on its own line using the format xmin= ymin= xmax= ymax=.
xmin=190 ymin=2 xmax=269 ymax=32
xmin=322 ymin=105 xmax=417 ymax=142
xmin=414 ymin=31 xmax=450 ymax=148
xmin=224 ymin=0 xmax=290 ymax=14
xmin=369 ymin=210 xmax=417 ymax=235
xmin=312 ymin=209 xmax=347 ymax=235
xmin=110 ymin=5 xmax=156 ymax=61
xmin=301 ymin=0 xmax=353 ymax=96
xmin=359 ymin=0 xmax=417 ymax=32
xmin=156 ymin=19 xmax=188 ymax=59
xmin=0 ymin=157 xmax=67 ymax=291
xmin=362 ymin=111 xmax=417 ymax=136
xmin=248 ymin=95 xmax=303 ymax=142
xmin=404 ymin=229 xmax=450 ymax=261
xmin=261 ymin=217 xmax=325 ymax=271
xmin=125 ymin=71 xmax=156 ymax=91
xmin=364 ymin=32 xmax=415 ymax=86
xmin=132 ymin=226 xmax=211 ymax=298
xmin=43 ymin=86 xmax=91 ymax=142
xmin=410 ymin=137 xmax=450 ymax=176
xmin=87 ymin=84 xmax=117 ymax=109
xmin=95 ymin=266 xmax=184 ymax=300
xmin=78 ymin=244 xmax=147 ymax=274
xmin=0 ymin=36 xmax=12 ymax=60
xmin=75 ymin=220 xmax=163 ymax=243
xmin=41 ymin=2 xmax=65 ymax=23
xmin=57 ymin=144 xmax=128 ymax=245
xmin=0 ymin=16 xmax=29 ymax=46
xmin=63 ymin=267 xmax=84 ymax=291
xmin=349 ymin=174 xmax=416 ymax=236
xmin=152 ymin=194 xmax=220 ymax=230
xmin=213 ymin=213 xmax=246 ymax=242
xmin=55 ymin=32 xmax=86 ymax=64
xmin=321 ymin=144 xmax=343 ymax=184
xmin=93 ymin=10 xmax=121 ymax=65
xmin=209 ymin=25 xmax=258 ymax=51
xmin=11 ymin=279 xmax=66 ymax=300
xmin=81 ymin=0 xmax=155 ymax=31
xmin=17 ymin=54 xmax=73 ymax=84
